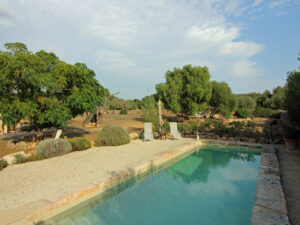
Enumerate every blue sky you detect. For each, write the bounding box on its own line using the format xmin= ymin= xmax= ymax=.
xmin=0 ymin=0 xmax=299 ymax=99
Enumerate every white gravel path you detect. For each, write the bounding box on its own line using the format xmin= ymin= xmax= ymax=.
xmin=0 ymin=139 xmax=195 ymax=212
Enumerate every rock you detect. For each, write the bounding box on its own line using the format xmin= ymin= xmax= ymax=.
xmin=2 ymin=151 xmax=26 ymax=164
xmin=129 ymin=132 xmax=139 ymax=140
xmin=227 ymin=137 xmax=234 ymax=141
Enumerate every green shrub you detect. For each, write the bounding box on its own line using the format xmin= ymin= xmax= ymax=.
xmin=36 ymin=138 xmax=72 ymax=158
xmin=212 ymin=120 xmax=227 ymax=136
xmin=69 ymin=137 xmax=92 ymax=151
xmin=177 ymin=123 xmax=190 ymax=134
xmin=27 ymin=153 xmax=45 ymax=162
xmin=216 ymin=105 xmax=232 ymax=119
xmin=235 ymin=108 xmax=253 ymax=118
xmin=188 ymin=120 xmax=198 ymax=134
xmin=199 ymin=119 xmax=213 ymax=134
xmin=142 ymin=97 xmax=158 ymax=124
xmin=161 ymin=120 xmax=170 ymax=133
xmin=253 ymin=107 xmax=275 ymax=118
xmin=120 ymin=109 xmax=128 ymax=114
xmin=95 ymin=125 xmax=130 ymax=146
xmin=228 ymin=121 xmax=244 ymax=137
xmin=14 ymin=154 xmax=27 ymax=164
xmin=238 ymin=96 xmax=256 ymax=110
xmin=0 ymin=159 xmax=8 ymax=170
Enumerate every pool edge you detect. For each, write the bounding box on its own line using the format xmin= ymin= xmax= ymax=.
xmin=251 ymin=145 xmax=290 ymax=225
xmin=2 ymin=139 xmax=279 ymax=225
xmin=26 ymin=140 xmax=203 ymax=224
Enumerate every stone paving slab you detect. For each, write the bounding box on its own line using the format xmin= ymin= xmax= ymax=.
xmin=251 ymin=146 xmax=290 ymax=225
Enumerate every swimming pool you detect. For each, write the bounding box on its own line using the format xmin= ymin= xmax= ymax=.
xmin=41 ymin=145 xmax=261 ymax=225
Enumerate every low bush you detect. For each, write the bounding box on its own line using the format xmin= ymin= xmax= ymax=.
xmin=120 ymin=109 xmax=128 ymax=114
xmin=27 ymin=153 xmax=45 ymax=162
xmin=188 ymin=120 xmax=198 ymax=134
xmin=69 ymin=137 xmax=92 ymax=151
xmin=253 ymin=107 xmax=276 ymax=118
xmin=95 ymin=125 xmax=130 ymax=146
xmin=162 ymin=120 xmax=170 ymax=133
xmin=177 ymin=123 xmax=190 ymax=134
xmin=36 ymin=138 xmax=72 ymax=158
xmin=0 ymin=159 xmax=8 ymax=170
xmin=14 ymin=153 xmax=27 ymax=164
xmin=216 ymin=105 xmax=232 ymax=119
xmin=235 ymin=108 xmax=253 ymax=119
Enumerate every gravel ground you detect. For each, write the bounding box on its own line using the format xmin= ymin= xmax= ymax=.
xmin=277 ymin=145 xmax=300 ymax=225
xmin=0 ymin=139 xmax=195 ymax=212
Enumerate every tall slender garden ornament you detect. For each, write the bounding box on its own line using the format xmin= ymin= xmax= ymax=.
xmin=0 ymin=42 xmax=105 ymax=131
xmin=156 ymin=65 xmax=212 ymax=118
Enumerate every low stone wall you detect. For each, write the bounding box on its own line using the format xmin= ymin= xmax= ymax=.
xmin=251 ymin=145 xmax=290 ymax=225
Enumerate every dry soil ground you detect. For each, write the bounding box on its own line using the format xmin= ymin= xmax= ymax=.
xmin=0 ymin=110 xmax=270 ymax=158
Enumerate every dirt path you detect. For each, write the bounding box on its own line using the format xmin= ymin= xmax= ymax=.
xmin=277 ymin=145 xmax=300 ymax=225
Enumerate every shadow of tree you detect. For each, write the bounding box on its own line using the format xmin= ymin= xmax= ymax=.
xmin=63 ymin=126 xmax=90 ymax=138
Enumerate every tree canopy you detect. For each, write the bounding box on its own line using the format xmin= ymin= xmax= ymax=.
xmin=285 ymin=70 xmax=300 ymax=127
xmin=156 ymin=65 xmax=212 ymax=117
xmin=209 ymin=81 xmax=237 ymax=118
xmin=0 ymin=42 xmax=105 ymax=130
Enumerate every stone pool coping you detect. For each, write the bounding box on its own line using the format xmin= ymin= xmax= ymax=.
xmin=0 ymin=139 xmax=289 ymax=225
xmin=251 ymin=145 xmax=290 ymax=225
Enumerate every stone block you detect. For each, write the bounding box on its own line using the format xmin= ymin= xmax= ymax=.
xmin=252 ymin=205 xmax=290 ymax=225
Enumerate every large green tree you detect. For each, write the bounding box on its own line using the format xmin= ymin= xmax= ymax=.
xmin=156 ymin=65 xmax=212 ymax=118
xmin=285 ymin=70 xmax=300 ymax=127
xmin=237 ymin=96 xmax=256 ymax=111
xmin=209 ymin=81 xmax=237 ymax=118
xmin=0 ymin=42 xmax=105 ymax=130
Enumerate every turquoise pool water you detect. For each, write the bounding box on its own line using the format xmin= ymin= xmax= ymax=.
xmin=42 ymin=145 xmax=261 ymax=225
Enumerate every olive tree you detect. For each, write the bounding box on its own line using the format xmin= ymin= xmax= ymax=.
xmin=209 ymin=81 xmax=237 ymax=118
xmin=156 ymin=65 xmax=212 ymax=118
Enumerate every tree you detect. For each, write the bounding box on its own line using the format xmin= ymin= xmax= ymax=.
xmin=209 ymin=81 xmax=236 ymax=118
xmin=156 ymin=65 xmax=212 ymax=118
xmin=285 ymin=70 xmax=300 ymax=127
xmin=141 ymin=95 xmax=158 ymax=127
xmin=0 ymin=42 xmax=105 ymax=130
xmin=270 ymin=86 xmax=286 ymax=110
xmin=237 ymin=96 xmax=256 ymax=111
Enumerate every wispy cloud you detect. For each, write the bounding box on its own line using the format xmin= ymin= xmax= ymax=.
xmin=232 ymin=60 xmax=262 ymax=77
xmin=252 ymin=0 xmax=264 ymax=7
xmin=0 ymin=0 xmax=297 ymax=97
xmin=95 ymin=50 xmax=136 ymax=70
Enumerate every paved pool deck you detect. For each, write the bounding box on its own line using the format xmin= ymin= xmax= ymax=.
xmin=0 ymin=139 xmax=201 ymax=225
xmin=0 ymin=139 xmax=291 ymax=225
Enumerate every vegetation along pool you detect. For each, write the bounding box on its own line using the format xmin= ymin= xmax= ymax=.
xmin=41 ymin=145 xmax=261 ymax=225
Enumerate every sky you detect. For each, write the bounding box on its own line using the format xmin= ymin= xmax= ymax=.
xmin=0 ymin=0 xmax=299 ymax=99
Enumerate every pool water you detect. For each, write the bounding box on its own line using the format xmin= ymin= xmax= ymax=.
xmin=42 ymin=145 xmax=261 ymax=225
